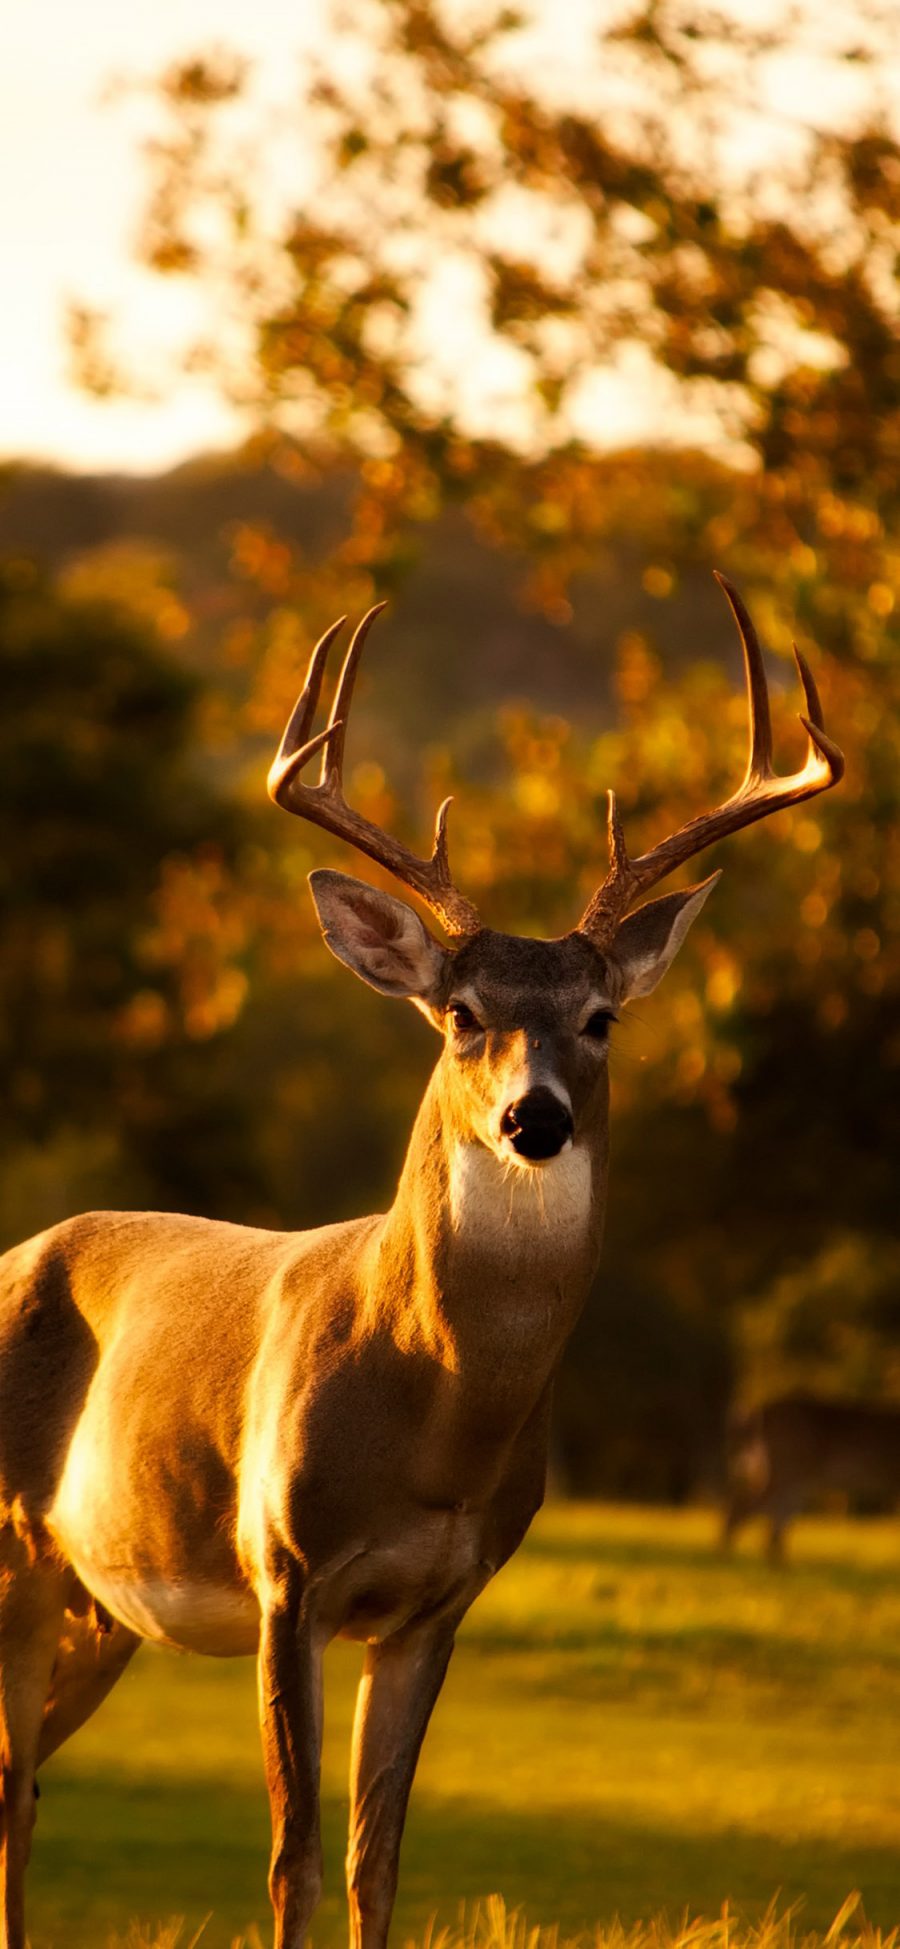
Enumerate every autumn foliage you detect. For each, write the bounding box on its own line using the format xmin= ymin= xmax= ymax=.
xmin=3 ymin=0 xmax=898 ymax=1491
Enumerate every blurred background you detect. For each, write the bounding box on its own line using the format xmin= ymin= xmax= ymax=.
xmin=2 ymin=0 xmax=898 ymax=1502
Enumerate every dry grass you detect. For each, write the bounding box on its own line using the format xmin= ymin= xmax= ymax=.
xmin=106 ymin=1922 xmax=264 ymax=1949
xmin=106 ymin=1894 xmax=898 ymax=1949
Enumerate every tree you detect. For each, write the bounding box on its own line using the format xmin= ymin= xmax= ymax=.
xmin=0 ymin=555 xmax=260 ymax=1240
xmin=60 ymin=0 xmax=900 ymax=1487
xmin=79 ymin=2 xmax=898 ymax=581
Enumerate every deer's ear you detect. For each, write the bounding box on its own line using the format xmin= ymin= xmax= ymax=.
xmin=606 ymin=872 xmax=720 ymax=1001
xmin=309 ymin=869 xmax=448 ymax=1002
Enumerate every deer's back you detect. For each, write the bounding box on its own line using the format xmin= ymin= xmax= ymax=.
xmin=750 ymin=1394 xmax=900 ymax=1498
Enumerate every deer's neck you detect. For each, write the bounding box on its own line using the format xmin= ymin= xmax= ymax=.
xmin=369 ymin=1067 xmax=608 ymax=1384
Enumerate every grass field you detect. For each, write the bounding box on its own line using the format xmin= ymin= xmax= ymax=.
xmin=29 ymin=1505 xmax=900 ymax=1948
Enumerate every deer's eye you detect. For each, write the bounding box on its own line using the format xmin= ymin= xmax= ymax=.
xmin=583 ymin=1008 xmax=616 ymax=1040
xmin=448 ymin=1002 xmax=481 ymax=1034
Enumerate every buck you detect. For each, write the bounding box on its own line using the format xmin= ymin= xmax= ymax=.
xmin=723 ymin=1392 xmax=900 ymax=1560
xmin=0 ymin=577 xmax=841 ymax=1949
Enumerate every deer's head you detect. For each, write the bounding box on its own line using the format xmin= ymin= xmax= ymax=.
xmin=268 ymin=583 xmax=842 ymax=1171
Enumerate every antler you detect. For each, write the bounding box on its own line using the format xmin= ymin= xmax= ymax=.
xmin=267 ymin=604 xmax=482 ymax=939
xmin=579 ymin=573 xmax=845 ymax=945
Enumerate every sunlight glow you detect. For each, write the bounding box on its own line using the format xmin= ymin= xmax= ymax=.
xmin=1 ymin=0 xmax=893 ymax=474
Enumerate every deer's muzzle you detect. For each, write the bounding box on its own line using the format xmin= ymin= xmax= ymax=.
xmin=500 ymin=1087 xmax=574 ymax=1162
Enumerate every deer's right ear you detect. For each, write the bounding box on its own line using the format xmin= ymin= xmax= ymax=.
xmin=308 ymin=869 xmax=449 ymax=1003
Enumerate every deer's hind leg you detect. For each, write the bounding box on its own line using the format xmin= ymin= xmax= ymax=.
xmin=38 ymin=1607 xmax=140 ymax=1767
xmin=0 ymin=1520 xmax=70 ymax=1949
xmin=766 ymin=1494 xmax=799 ymax=1564
xmin=720 ymin=1491 xmax=754 ymax=1550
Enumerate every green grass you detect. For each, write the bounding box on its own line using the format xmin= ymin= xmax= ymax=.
xmin=29 ymin=1506 xmax=900 ymax=1947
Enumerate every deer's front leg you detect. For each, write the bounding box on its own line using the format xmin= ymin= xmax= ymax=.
xmin=257 ymin=1550 xmax=325 ymax=1949
xmin=346 ymin=1614 xmax=460 ymax=1949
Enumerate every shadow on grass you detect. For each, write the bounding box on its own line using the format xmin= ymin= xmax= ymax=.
xmin=399 ymin=1794 xmax=900 ymax=1939
xmin=460 ymin=1617 xmax=900 ymax=1704
xmin=31 ymin=1766 xmax=352 ymax=1949
xmin=523 ymin=1522 xmax=900 ymax=1598
xmin=28 ymin=1765 xmax=900 ymax=1949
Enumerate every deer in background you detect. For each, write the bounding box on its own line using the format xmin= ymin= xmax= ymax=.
xmin=0 ymin=577 xmax=842 ymax=1949
xmin=723 ymin=1392 xmax=900 ymax=1560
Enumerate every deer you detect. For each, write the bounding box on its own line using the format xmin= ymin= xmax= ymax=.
xmin=0 ymin=575 xmax=842 ymax=1949
xmin=723 ymin=1392 xmax=900 ymax=1560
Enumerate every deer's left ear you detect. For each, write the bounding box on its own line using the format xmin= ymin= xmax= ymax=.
xmin=309 ymin=869 xmax=449 ymax=1002
xmin=605 ymin=872 xmax=720 ymax=1001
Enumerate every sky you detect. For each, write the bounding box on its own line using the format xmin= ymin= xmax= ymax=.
xmin=1 ymin=0 xmax=890 ymax=478
xmin=2 ymin=0 xmax=331 ymax=474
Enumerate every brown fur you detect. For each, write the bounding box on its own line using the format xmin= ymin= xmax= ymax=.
xmin=0 ymin=896 xmax=709 ymax=1949
xmin=723 ymin=1392 xmax=900 ymax=1559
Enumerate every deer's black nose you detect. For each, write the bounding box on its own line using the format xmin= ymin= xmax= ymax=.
xmin=500 ymin=1086 xmax=574 ymax=1161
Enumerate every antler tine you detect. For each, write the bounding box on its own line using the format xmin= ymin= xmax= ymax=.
xmin=794 ymin=640 xmax=824 ymax=730
xmin=607 ymin=791 xmax=629 ymax=876
xmin=579 ymin=574 xmax=844 ymax=947
xmin=319 ymin=602 xmax=387 ymax=790
xmin=268 ymin=615 xmax=349 ymax=802
xmin=714 ymin=572 xmax=774 ymax=787
xmin=268 ymin=605 xmax=482 ymax=940
xmin=432 ymin=797 xmax=453 ymax=878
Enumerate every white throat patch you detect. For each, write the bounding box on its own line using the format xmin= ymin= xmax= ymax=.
xmin=448 ymin=1141 xmax=593 ymax=1252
